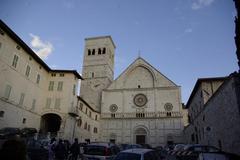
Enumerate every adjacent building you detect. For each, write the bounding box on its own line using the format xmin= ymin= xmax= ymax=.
xmin=184 ymin=73 xmax=240 ymax=155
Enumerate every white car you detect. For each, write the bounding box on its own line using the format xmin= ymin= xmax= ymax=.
xmin=114 ymin=148 xmax=160 ymax=160
xmin=83 ymin=142 xmax=120 ymax=160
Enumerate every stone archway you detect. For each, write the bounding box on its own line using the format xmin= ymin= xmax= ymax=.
xmin=40 ymin=113 xmax=62 ymax=136
xmin=134 ymin=127 xmax=148 ymax=144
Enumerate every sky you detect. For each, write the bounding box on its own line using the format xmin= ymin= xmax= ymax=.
xmin=0 ymin=0 xmax=238 ymax=103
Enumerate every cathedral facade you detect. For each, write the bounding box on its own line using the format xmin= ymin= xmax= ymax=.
xmin=80 ymin=36 xmax=184 ymax=146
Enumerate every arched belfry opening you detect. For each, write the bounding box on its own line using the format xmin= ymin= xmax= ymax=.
xmin=134 ymin=127 xmax=148 ymax=144
xmin=40 ymin=113 xmax=61 ymax=135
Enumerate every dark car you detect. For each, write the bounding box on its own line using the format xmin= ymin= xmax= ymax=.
xmin=26 ymin=139 xmax=48 ymax=160
xmin=0 ymin=127 xmax=21 ymax=139
xmin=140 ymin=143 xmax=153 ymax=149
xmin=20 ymin=128 xmax=37 ymax=137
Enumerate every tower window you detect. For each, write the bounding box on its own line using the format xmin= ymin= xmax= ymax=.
xmin=98 ymin=48 xmax=101 ymax=55
xmin=102 ymin=48 xmax=106 ymax=54
xmin=88 ymin=49 xmax=91 ymax=55
xmin=92 ymin=49 xmax=95 ymax=55
xmin=138 ymin=85 xmax=141 ymax=88
xmin=0 ymin=111 xmax=5 ymax=117
xmin=22 ymin=118 xmax=26 ymax=124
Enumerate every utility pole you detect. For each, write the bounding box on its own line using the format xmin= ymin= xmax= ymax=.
xmin=234 ymin=0 xmax=240 ymax=72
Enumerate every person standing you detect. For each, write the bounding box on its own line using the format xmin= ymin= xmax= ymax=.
xmin=48 ymin=138 xmax=56 ymax=160
xmin=70 ymin=138 xmax=80 ymax=160
xmin=54 ymin=139 xmax=66 ymax=160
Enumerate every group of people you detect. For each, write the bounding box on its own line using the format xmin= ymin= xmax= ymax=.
xmin=48 ymin=138 xmax=84 ymax=160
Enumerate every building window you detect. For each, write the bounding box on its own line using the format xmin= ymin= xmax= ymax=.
xmin=0 ymin=111 xmax=5 ymax=117
xmin=30 ymin=99 xmax=36 ymax=111
xmin=36 ymin=74 xmax=40 ymax=84
xmin=92 ymin=49 xmax=95 ymax=55
xmin=77 ymin=118 xmax=82 ymax=127
xmin=80 ymin=103 xmax=83 ymax=111
xmin=59 ymin=73 xmax=64 ymax=77
xmin=89 ymin=111 xmax=92 ymax=118
xmin=0 ymin=29 xmax=4 ymax=35
xmin=48 ymin=81 xmax=54 ymax=91
xmin=57 ymin=81 xmax=63 ymax=91
xmin=85 ymin=108 xmax=88 ymax=114
xmin=102 ymin=48 xmax=106 ymax=54
xmin=19 ymin=93 xmax=25 ymax=106
xmin=92 ymin=72 xmax=94 ymax=78
xmin=84 ymin=123 xmax=87 ymax=129
xmin=88 ymin=125 xmax=90 ymax=131
xmin=4 ymin=85 xmax=12 ymax=100
xmin=25 ymin=65 xmax=31 ymax=77
xmin=98 ymin=48 xmax=101 ymax=55
xmin=0 ymin=42 xmax=2 ymax=49
xmin=88 ymin=49 xmax=91 ymax=55
xmin=138 ymin=85 xmax=141 ymax=88
xmin=51 ymin=73 xmax=56 ymax=77
xmin=73 ymin=84 xmax=76 ymax=95
xmin=203 ymin=115 xmax=205 ymax=121
xmin=12 ymin=55 xmax=19 ymax=68
xmin=22 ymin=118 xmax=26 ymax=124
xmin=45 ymin=98 xmax=51 ymax=108
xmin=16 ymin=45 xmax=21 ymax=50
xmin=94 ymin=127 xmax=98 ymax=133
xmin=95 ymin=115 xmax=98 ymax=120
xmin=54 ymin=98 xmax=61 ymax=110
xmin=167 ymin=112 xmax=172 ymax=117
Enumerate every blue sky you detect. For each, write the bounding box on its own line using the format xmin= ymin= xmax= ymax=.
xmin=0 ymin=0 xmax=238 ymax=103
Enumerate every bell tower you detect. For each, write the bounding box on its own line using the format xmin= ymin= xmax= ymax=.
xmin=80 ymin=36 xmax=115 ymax=112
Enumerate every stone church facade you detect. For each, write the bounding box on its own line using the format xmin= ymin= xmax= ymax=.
xmin=80 ymin=36 xmax=185 ymax=146
xmin=0 ymin=20 xmax=184 ymax=145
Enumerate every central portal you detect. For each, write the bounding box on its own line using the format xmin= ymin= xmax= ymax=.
xmin=134 ymin=127 xmax=148 ymax=144
xmin=136 ymin=135 xmax=146 ymax=144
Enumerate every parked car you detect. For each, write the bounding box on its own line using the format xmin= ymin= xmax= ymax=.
xmin=198 ymin=152 xmax=240 ymax=160
xmin=20 ymin=128 xmax=37 ymax=137
xmin=118 ymin=144 xmax=142 ymax=151
xmin=83 ymin=142 xmax=120 ymax=160
xmin=114 ymin=148 xmax=160 ymax=160
xmin=0 ymin=127 xmax=21 ymax=139
xmin=140 ymin=144 xmax=153 ymax=149
xmin=26 ymin=139 xmax=48 ymax=160
xmin=177 ymin=144 xmax=221 ymax=160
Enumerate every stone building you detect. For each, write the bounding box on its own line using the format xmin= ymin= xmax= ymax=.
xmin=0 ymin=20 xmax=100 ymax=141
xmin=80 ymin=37 xmax=185 ymax=146
xmin=184 ymin=73 xmax=240 ymax=155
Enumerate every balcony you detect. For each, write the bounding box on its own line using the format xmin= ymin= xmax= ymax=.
xmin=101 ymin=111 xmax=182 ymax=119
xmin=68 ymin=106 xmax=79 ymax=117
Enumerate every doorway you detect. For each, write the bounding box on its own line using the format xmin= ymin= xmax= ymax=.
xmin=40 ymin=113 xmax=61 ymax=136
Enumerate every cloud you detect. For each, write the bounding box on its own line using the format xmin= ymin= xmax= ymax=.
xmin=191 ymin=0 xmax=215 ymax=10
xmin=29 ymin=33 xmax=53 ymax=60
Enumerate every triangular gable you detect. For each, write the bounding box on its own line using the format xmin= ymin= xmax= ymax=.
xmin=106 ymin=57 xmax=177 ymax=90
